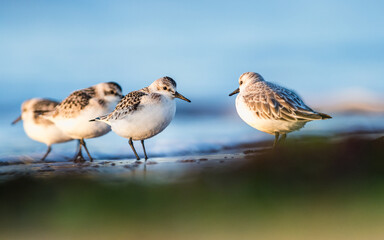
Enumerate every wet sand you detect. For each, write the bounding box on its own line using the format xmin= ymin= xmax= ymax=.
xmin=0 ymin=151 xmax=250 ymax=183
xmin=0 ymin=133 xmax=381 ymax=183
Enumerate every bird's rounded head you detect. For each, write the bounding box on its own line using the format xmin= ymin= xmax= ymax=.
xmin=229 ymin=72 xmax=264 ymax=96
xmin=149 ymin=76 xmax=191 ymax=102
xmin=95 ymin=82 xmax=123 ymax=104
xmin=239 ymin=72 xmax=264 ymax=86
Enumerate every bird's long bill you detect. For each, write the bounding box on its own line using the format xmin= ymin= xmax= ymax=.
xmin=229 ymin=88 xmax=240 ymax=96
xmin=174 ymin=91 xmax=191 ymax=102
xmin=11 ymin=115 xmax=22 ymax=125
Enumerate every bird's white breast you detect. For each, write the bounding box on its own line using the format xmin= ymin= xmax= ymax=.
xmin=52 ymin=100 xmax=114 ymax=139
xmin=23 ymin=119 xmax=72 ymax=145
xmin=235 ymin=94 xmax=307 ymax=135
xmin=109 ymin=96 xmax=176 ymax=140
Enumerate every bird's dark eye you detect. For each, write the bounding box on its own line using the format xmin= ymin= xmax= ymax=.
xmin=240 ymin=81 xmax=243 ymax=85
xmin=163 ymin=87 xmax=167 ymax=90
xmin=109 ymin=90 xmax=115 ymax=94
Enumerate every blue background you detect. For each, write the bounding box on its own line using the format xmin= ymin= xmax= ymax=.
xmin=1 ymin=0 xmax=383 ymax=111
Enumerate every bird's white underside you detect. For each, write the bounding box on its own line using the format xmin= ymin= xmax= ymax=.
xmin=51 ymin=100 xmax=116 ymax=139
xmin=236 ymin=95 xmax=308 ymax=135
xmin=105 ymin=95 xmax=176 ymax=141
xmin=23 ymin=120 xmax=72 ymax=146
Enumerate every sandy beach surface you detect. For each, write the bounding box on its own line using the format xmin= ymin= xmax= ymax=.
xmin=0 ymin=151 xmax=250 ymax=183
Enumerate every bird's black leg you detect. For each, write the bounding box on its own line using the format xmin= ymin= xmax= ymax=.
xmin=41 ymin=145 xmax=52 ymax=161
xmin=129 ymin=138 xmax=140 ymax=160
xmin=80 ymin=139 xmax=93 ymax=162
xmin=279 ymin=133 xmax=287 ymax=145
xmin=273 ymin=132 xmax=280 ymax=149
xmin=141 ymin=140 xmax=148 ymax=161
xmin=72 ymin=140 xmax=85 ymax=163
xmin=73 ymin=140 xmax=81 ymax=157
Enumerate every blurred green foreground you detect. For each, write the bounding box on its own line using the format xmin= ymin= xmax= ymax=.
xmin=1 ymin=136 xmax=384 ymax=240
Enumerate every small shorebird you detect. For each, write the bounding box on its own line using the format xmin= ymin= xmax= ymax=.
xmin=12 ymin=98 xmax=73 ymax=161
xmin=44 ymin=82 xmax=123 ymax=162
xmin=229 ymin=72 xmax=331 ymax=147
xmin=91 ymin=76 xmax=191 ymax=160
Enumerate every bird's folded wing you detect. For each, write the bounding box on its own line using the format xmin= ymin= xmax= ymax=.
xmin=105 ymin=91 xmax=147 ymax=121
xmin=32 ymin=99 xmax=59 ymax=119
xmin=50 ymin=90 xmax=93 ymax=118
xmin=34 ymin=99 xmax=60 ymax=111
xmin=243 ymin=85 xmax=323 ymax=121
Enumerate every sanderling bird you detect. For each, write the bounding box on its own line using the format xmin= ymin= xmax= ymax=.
xmin=229 ymin=72 xmax=331 ymax=148
xmin=90 ymin=76 xmax=191 ymax=160
xmin=12 ymin=98 xmax=73 ymax=161
xmin=44 ymin=82 xmax=123 ymax=162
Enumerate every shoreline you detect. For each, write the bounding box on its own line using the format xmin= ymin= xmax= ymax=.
xmin=1 ymin=132 xmax=383 ymax=182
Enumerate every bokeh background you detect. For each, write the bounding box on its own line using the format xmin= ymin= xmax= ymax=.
xmin=1 ymin=1 xmax=384 ymax=239
xmin=1 ymin=0 xmax=384 ymax=111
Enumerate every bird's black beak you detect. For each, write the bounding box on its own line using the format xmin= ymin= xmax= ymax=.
xmin=174 ymin=91 xmax=191 ymax=102
xmin=11 ymin=115 xmax=22 ymax=125
xmin=229 ymin=88 xmax=240 ymax=96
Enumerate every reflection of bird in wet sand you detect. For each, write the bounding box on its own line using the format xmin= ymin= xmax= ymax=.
xmin=91 ymin=76 xmax=191 ymax=161
xmin=12 ymin=98 xmax=73 ymax=161
xmin=230 ymin=72 xmax=331 ymax=148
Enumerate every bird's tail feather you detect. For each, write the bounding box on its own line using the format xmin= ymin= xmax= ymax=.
xmin=294 ymin=110 xmax=332 ymax=121
xmin=318 ymin=112 xmax=332 ymax=119
xmin=89 ymin=115 xmax=109 ymax=123
xmin=37 ymin=110 xmax=55 ymax=121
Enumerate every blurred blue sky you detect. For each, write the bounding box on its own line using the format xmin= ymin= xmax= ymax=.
xmin=1 ymin=0 xmax=383 ymax=110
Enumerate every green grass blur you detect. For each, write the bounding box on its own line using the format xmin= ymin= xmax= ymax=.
xmin=1 ymin=136 xmax=384 ymax=240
